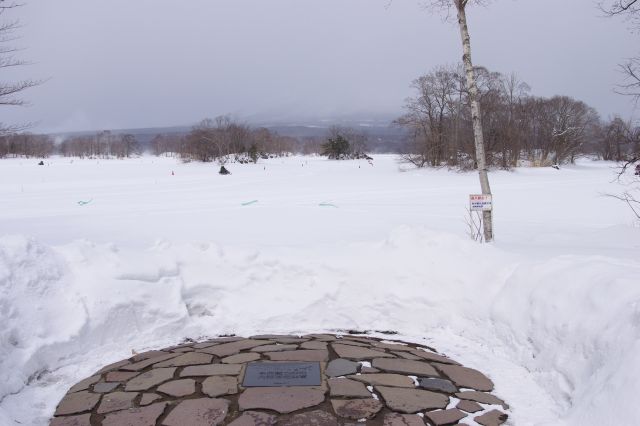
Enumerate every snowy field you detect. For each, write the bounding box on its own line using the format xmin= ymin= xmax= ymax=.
xmin=1 ymin=154 xmax=639 ymax=425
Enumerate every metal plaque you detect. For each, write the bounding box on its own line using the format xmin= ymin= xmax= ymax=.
xmin=242 ymin=362 xmax=321 ymax=387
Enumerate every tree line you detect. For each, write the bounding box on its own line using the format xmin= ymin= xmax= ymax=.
xmin=0 ymin=118 xmax=374 ymax=161
xmin=0 ymin=131 xmax=142 ymax=159
xmin=150 ymin=116 xmax=298 ymax=163
xmin=397 ymin=64 xmax=639 ymax=170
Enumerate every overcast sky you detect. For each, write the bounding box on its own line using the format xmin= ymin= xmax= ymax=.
xmin=2 ymin=0 xmax=638 ymax=132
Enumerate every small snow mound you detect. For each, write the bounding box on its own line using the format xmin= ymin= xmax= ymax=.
xmin=0 ymin=236 xmax=85 ymax=399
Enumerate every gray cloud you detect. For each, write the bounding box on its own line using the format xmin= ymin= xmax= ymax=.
xmin=3 ymin=0 xmax=638 ymax=132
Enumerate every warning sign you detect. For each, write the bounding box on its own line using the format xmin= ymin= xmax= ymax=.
xmin=470 ymin=194 xmax=493 ymax=211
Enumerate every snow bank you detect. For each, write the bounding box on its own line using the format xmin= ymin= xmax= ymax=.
xmin=492 ymin=256 xmax=640 ymax=425
xmin=1 ymin=227 xmax=639 ymax=425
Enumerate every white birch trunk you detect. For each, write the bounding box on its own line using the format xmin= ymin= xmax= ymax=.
xmin=456 ymin=1 xmax=494 ymax=242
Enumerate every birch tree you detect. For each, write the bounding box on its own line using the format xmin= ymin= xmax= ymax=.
xmin=428 ymin=0 xmax=494 ymax=241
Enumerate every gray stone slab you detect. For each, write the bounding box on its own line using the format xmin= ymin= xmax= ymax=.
xmin=325 ymin=359 xmax=358 ymax=377
xmin=417 ymin=377 xmax=458 ymax=394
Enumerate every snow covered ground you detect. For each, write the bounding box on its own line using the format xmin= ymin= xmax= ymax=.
xmin=0 ymin=155 xmax=638 ymax=425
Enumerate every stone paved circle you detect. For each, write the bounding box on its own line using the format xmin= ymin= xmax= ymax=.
xmin=50 ymin=334 xmax=509 ymax=425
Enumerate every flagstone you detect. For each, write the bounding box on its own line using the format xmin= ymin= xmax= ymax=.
xmin=475 ymin=410 xmax=508 ymax=426
xmin=424 ymin=409 xmax=467 ymax=426
xmin=157 ymin=379 xmax=196 ymax=397
xmin=228 ymin=411 xmax=278 ymax=426
xmin=162 ymin=398 xmax=230 ymax=426
xmin=372 ymin=358 xmax=438 ymax=376
xmin=96 ymin=391 xmax=137 ymax=414
xmin=331 ymin=398 xmax=383 ymax=420
xmin=348 ymin=373 xmax=415 ymax=388
xmin=239 ymin=388 xmax=325 ymax=413
xmin=328 ymin=378 xmax=371 ymax=398
xmin=203 ymin=376 xmax=238 ymax=397
xmin=102 ymin=402 xmax=167 ymax=426
xmin=180 ymin=363 xmax=242 ymax=377
xmin=140 ymin=393 xmax=161 ymax=406
xmin=50 ymin=414 xmax=91 ymax=426
xmin=455 ymin=391 xmax=508 ymax=409
xmin=124 ymin=368 xmax=176 ymax=391
xmin=251 ymin=344 xmax=298 ymax=353
xmin=375 ymin=386 xmax=449 ymax=413
xmin=221 ymin=353 xmax=261 ymax=364
xmin=265 ymin=349 xmax=329 ymax=362
xmin=332 ymin=344 xmax=394 ymax=360
xmin=199 ymin=340 xmax=271 ymax=357
xmin=433 ymin=364 xmax=494 ymax=392
xmin=54 ymin=391 xmax=100 ymax=416
xmin=279 ymin=410 xmax=337 ymax=425
xmin=383 ymin=413 xmax=426 ymax=426
xmin=153 ymin=352 xmax=213 ymax=367
xmin=326 ymin=359 xmax=359 ymax=377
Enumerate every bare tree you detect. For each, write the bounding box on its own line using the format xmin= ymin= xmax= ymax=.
xmin=0 ymin=1 xmax=40 ymax=135
xmin=600 ymin=0 xmax=640 ymax=102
